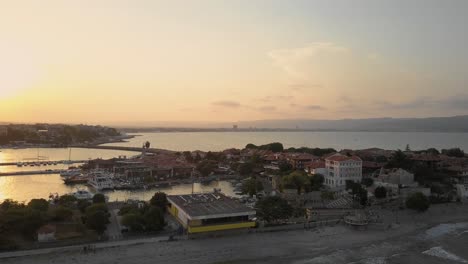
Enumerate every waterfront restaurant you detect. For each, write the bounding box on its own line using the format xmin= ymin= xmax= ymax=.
xmin=167 ymin=192 xmax=256 ymax=236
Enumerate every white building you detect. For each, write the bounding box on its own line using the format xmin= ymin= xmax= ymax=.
xmin=456 ymin=184 xmax=468 ymax=202
xmin=324 ymin=153 xmax=362 ymax=188
xmin=375 ymin=168 xmax=416 ymax=187
xmin=37 ymin=224 xmax=56 ymax=242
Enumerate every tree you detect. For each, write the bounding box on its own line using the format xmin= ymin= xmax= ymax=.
xmin=425 ymin=148 xmax=440 ymax=155
xmin=238 ymin=162 xmax=255 ymax=176
xmin=196 ymin=160 xmax=217 ymax=177
xmin=57 ymin=194 xmax=77 ymax=207
xmin=405 ymin=144 xmax=411 ymax=151
xmin=150 ymin=192 xmax=168 ymax=212
xmin=77 ymin=200 xmax=92 ymax=213
xmin=412 ymin=164 xmax=438 ymax=184
xmin=27 ymin=199 xmax=49 ymax=212
xmin=52 ymin=206 xmax=73 ymax=221
xmin=282 ymin=171 xmax=309 ymax=194
xmin=441 ymin=148 xmax=465 ymax=158
xmin=92 ymin=193 xmax=106 ymax=204
xmin=255 ymin=196 xmax=293 ymax=223
xmin=374 ymin=186 xmax=387 ymax=199
xmin=278 ymin=161 xmax=293 ymax=174
xmin=121 ymin=213 xmax=145 ymax=232
xmin=348 ymin=182 xmax=368 ymax=207
xmin=143 ymin=206 xmax=165 ymax=231
xmin=85 ymin=203 xmax=108 ymax=215
xmin=86 ymin=210 xmax=110 ymax=235
xmin=406 ymin=192 xmax=430 ymax=212
xmin=321 ymin=190 xmax=335 ymax=200
xmin=309 ymin=174 xmax=324 ymax=191
xmin=361 ymin=177 xmax=374 ymax=187
xmin=118 ymin=204 xmax=140 ymax=216
xmin=0 ymin=199 xmax=25 ymax=211
xmin=386 ymin=150 xmax=413 ymax=170
xmin=242 ymin=178 xmax=264 ymax=196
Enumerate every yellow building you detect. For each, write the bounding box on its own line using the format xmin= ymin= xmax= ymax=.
xmin=167 ymin=192 xmax=256 ymax=235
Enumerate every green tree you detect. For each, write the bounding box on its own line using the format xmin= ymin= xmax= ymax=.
xmin=406 ymin=192 xmax=430 ymax=212
xmin=27 ymin=199 xmax=49 ymax=212
xmin=441 ymin=148 xmax=465 ymax=157
xmin=278 ymin=161 xmax=293 ymax=174
xmin=242 ymin=178 xmax=264 ymax=196
xmin=374 ymin=186 xmax=387 ymax=199
xmin=255 ymin=196 xmax=293 ymax=223
xmin=143 ymin=206 xmax=165 ymax=231
xmin=196 ymin=160 xmax=217 ymax=177
xmin=86 ymin=210 xmax=110 ymax=235
xmin=118 ymin=204 xmax=140 ymax=216
xmin=57 ymin=194 xmax=77 ymax=208
xmin=150 ymin=192 xmax=168 ymax=212
xmin=1 ymin=199 xmax=25 ymax=211
xmin=121 ymin=213 xmax=145 ymax=232
xmin=238 ymin=162 xmax=255 ymax=176
xmin=283 ymin=171 xmax=309 ymax=194
xmin=85 ymin=203 xmax=108 ymax=215
xmin=77 ymin=200 xmax=92 ymax=213
xmin=386 ymin=150 xmax=413 ymax=170
xmin=321 ymin=190 xmax=335 ymax=200
xmin=309 ymin=174 xmax=324 ymax=191
xmin=52 ymin=206 xmax=73 ymax=221
xmin=92 ymin=193 xmax=106 ymax=204
xmin=361 ymin=177 xmax=374 ymax=187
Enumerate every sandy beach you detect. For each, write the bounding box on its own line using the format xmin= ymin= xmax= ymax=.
xmin=3 ymin=203 xmax=468 ymax=264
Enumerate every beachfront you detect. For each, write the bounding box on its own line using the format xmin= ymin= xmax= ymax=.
xmin=2 ymin=203 xmax=468 ymax=264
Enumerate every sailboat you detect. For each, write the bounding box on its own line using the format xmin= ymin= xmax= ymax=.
xmin=64 ymin=148 xmax=73 ymax=164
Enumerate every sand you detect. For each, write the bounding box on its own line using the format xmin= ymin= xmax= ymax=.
xmin=2 ymin=203 xmax=468 ymax=264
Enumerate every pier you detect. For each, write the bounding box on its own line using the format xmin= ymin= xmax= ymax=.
xmin=73 ymin=145 xmax=173 ymax=154
xmin=0 ymin=169 xmax=66 ymax=177
xmin=0 ymin=160 xmax=88 ymax=167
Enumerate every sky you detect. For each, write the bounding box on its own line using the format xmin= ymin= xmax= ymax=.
xmin=1 ymin=0 xmax=468 ymax=125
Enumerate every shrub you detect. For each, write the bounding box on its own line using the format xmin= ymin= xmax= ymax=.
xmin=406 ymin=192 xmax=430 ymax=212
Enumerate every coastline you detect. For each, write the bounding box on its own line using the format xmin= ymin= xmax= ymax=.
xmin=2 ymin=203 xmax=468 ymax=264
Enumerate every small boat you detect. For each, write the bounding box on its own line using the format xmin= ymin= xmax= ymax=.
xmin=63 ymin=175 xmax=89 ymax=185
xmin=72 ymin=189 xmax=93 ymax=200
xmin=60 ymin=169 xmax=82 ymax=177
xmin=87 ymin=170 xmax=115 ymax=191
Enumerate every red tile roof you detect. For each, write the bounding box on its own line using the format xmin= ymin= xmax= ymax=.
xmin=38 ymin=224 xmax=56 ymax=234
xmin=325 ymin=153 xmax=361 ymax=162
xmin=305 ymin=160 xmax=325 ymax=169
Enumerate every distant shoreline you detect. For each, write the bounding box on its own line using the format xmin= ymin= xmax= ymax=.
xmin=119 ymin=129 xmax=468 ymax=133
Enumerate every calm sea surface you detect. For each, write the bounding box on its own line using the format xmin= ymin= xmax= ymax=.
xmin=104 ymin=131 xmax=468 ymax=152
xmin=1 ymin=131 xmax=468 ymax=202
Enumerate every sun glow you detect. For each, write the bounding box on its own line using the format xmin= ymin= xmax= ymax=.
xmin=0 ymin=44 xmax=39 ymax=99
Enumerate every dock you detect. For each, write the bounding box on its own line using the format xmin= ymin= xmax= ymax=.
xmin=0 ymin=160 xmax=88 ymax=167
xmin=0 ymin=170 xmax=66 ymax=177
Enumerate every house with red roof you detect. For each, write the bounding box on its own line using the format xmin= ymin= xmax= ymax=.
xmin=324 ymin=153 xmax=362 ymax=188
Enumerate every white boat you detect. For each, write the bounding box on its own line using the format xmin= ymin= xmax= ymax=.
xmin=72 ymin=189 xmax=93 ymax=200
xmin=60 ymin=169 xmax=82 ymax=177
xmin=87 ymin=170 xmax=115 ymax=191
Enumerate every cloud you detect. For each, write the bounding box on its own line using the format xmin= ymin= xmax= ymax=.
xmin=257 ymin=106 xmax=277 ymax=112
xmin=211 ymin=100 xmax=241 ymax=108
xmin=259 ymin=95 xmax=294 ymax=102
xmin=303 ymin=105 xmax=325 ymax=111
xmin=268 ymin=42 xmax=348 ymax=79
xmin=288 ymin=83 xmax=323 ymax=91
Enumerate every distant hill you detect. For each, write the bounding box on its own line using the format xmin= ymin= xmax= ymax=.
xmin=235 ymin=115 xmax=468 ymax=132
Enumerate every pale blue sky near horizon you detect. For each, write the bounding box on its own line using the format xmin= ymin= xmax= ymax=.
xmin=0 ymin=0 xmax=467 ymax=124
